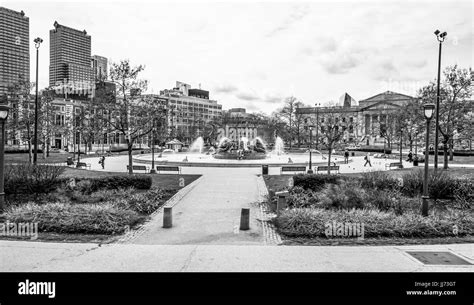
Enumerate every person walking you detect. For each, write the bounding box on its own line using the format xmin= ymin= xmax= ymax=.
xmin=99 ymin=155 xmax=105 ymax=169
xmin=364 ymin=152 xmax=372 ymax=167
xmin=344 ymin=149 xmax=350 ymax=164
xmin=407 ymin=151 xmax=413 ymax=162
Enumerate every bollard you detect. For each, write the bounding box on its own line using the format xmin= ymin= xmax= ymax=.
xmin=163 ymin=207 xmax=173 ymax=228
xmin=240 ymin=208 xmax=250 ymax=230
xmin=276 ymin=191 xmax=289 ymax=215
xmin=268 ymin=189 xmax=276 ymax=212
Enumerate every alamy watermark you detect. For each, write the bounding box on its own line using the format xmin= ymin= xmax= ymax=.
xmin=325 ymin=221 xmax=364 ymax=240
xmin=0 ymin=221 xmax=38 ymax=240
xmin=54 ymin=79 xmax=95 ymax=97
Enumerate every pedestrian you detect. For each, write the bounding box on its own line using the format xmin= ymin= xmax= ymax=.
xmin=364 ymin=152 xmax=372 ymax=167
xmin=99 ymin=155 xmax=105 ymax=169
xmin=407 ymin=151 xmax=413 ymax=162
xmin=344 ymin=149 xmax=350 ymax=164
xmin=288 ymin=157 xmax=293 ymax=163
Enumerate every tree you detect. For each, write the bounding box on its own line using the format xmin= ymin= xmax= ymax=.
xmin=274 ymin=96 xmax=304 ymax=149
xmin=418 ymin=65 xmax=473 ymax=169
xmin=319 ymin=102 xmax=356 ymax=173
xmin=6 ymin=75 xmax=35 ymax=163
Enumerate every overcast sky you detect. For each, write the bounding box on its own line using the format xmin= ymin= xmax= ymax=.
xmin=4 ymin=0 xmax=473 ymax=113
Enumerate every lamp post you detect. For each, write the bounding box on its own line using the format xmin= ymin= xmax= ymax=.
xmin=0 ymin=104 xmax=10 ymax=212
xmin=315 ymin=103 xmax=321 ymax=150
xmin=150 ymin=118 xmax=156 ymax=174
xmin=433 ymin=30 xmax=447 ymax=171
xmin=422 ymin=103 xmax=435 ymax=216
xmin=307 ymin=126 xmax=314 ymax=174
xmin=33 ymin=37 xmax=43 ymax=164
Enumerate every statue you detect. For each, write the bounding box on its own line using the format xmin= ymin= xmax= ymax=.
xmin=253 ymin=138 xmax=266 ymax=153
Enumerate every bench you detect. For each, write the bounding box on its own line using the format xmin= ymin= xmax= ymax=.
xmin=156 ymin=166 xmax=181 ymax=174
xmin=385 ymin=162 xmax=403 ymax=170
xmin=316 ymin=165 xmax=340 ymax=174
xmin=127 ymin=165 xmax=150 ymax=173
xmin=280 ymin=166 xmax=307 ymax=174
xmin=76 ymin=162 xmax=91 ymax=169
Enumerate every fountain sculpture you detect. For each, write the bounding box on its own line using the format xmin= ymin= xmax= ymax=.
xmin=214 ymin=137 xmax=267 ymax=160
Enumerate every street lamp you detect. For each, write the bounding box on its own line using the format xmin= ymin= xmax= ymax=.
xmin=150 ymin=118 xmax=156 ymax=174
xmin=0 ymin=104 xmax=10 ymax=212
xmin=33 ymin=37 xmax=43 ymax=164
xmin=315 ymin=103 xmax=321 ymax=150
xmin=307 ymin=126 xmax=314 ymax=174
xmin=422 ymin=103 xmax=435 ymax=216
xmin=433 ymin=30 xmax=447 ymax=170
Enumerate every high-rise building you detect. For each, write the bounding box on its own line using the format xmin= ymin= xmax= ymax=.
xmin=49 ymin=21 xmax=93 ymax=88
xmin=0 ymin=7 xmax=29 ymax=97
xmin=91 ymin=55 xmax=107 ymax=81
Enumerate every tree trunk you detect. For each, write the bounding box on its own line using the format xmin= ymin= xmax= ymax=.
xmin=28 ymin=139 xmax=32 ymax=164
xmin=443 ymin=136 xmax=449 ymax=170
xmin=127 ymin=139 xmax=133 ymax=174
xmin=46 ymin=137 xmax=50 ymax=157
xmin=42 ymin=139 xmax=46 ymax=159
xmin=327 ymin=143 xmax=332 ymax=174
xmin=449 ymin=138 xmax=454 ymax=161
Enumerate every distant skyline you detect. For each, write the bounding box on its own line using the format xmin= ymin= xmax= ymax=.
xmin=3 ymin=0 xmax=473 ymax=113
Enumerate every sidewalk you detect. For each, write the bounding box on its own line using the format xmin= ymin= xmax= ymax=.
xmin=1 ymin=240 xmax=472 ymax=272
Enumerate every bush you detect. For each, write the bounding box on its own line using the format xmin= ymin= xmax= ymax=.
xmin=400 ymin=169 xmax=457 ymax=200
xmin=365 ymin=189 xmax=420 ymax=215
xmin=274 ymin=208 xmax=473 ymax=238
xmin=452 ymin=179 xmax=473 ymax=209
xmin=287 ymin=186 xmax=319 ymax=208
xmin=4 ymin=202 xmax=143 ymax=234
xmin=293 ymin=174 xmax=343 ymax=191
xmin=113 ymin=188 xmax=168 ymax=214
xmin=75 ymin=175 xmax=152 ymax=192
xmin=4 ymin=163 xmax=65 ymax=194
xmin=318 ymin=181 xmax=366 ymax=210
xmin=360 ymin=171 xmax=397 ymax=191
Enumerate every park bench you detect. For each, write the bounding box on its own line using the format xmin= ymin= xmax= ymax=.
xmin=156 ymin=166 xmax=181 ymax=174
xmin=316 ymin=165 xmax=340 ymax=174
xmin=127 ymin=165 xmax=150 ymax=173
xmin=280 ymin=166 xmax=307 ymax=174
xmin=385 ymin=162 xmax=403 ymax=170
xmin=76 ymin=162 xmax=91 ymax=169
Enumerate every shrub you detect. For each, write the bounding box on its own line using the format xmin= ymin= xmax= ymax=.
xmin=359 ymin=171 xmax=397 ymax=191
xmin=452 ymin=179 xmax=473 ymax=209
xmin=274 ymin=208 xmax=473 ymax=238
xmin=113 ymin=188 xmax=167 ymax=215
xmin=318 ymin=181 xmax=366 ymax=210
xmin=287 ymin=186 xmax=320 ymax=208
xmin=400 ymin=169 xmax=457 ymax=200
xmin=293 ymin=174 xmax=343 ymax=192
xmin=4 ymin=202 xmax=143 ymax=234
xmin=365 ymin=189 xmax=420 ymax=215
xmin=75 ymin=175 xmax=152 ymax=192
xmin=4 ymin=163 xmax=65 ymax=194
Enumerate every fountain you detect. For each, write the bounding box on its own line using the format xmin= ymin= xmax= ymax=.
xmin=214 ymin=137 xmax=267 ymax=160
xmin=189 ymin=136 xmax=204 ymax=153
xmin=272 ymin=136 xmax=285 ymax=155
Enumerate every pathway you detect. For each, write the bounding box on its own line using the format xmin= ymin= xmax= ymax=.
xmin=128 ymin=167 xmax=267 ymax=245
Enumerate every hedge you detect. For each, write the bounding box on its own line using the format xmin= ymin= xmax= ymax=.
xmin=292 ymin=174 xmax=344 ymax=191
xmin=74 ymin=175 xmax=153 ymax=193
xmin=4 ymin=163 xmax=65 ymax=195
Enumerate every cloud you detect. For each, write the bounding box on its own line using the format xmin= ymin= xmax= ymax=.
xmin=266 ymin=4 xmax=310 ymax=37
xmin=236 ymin=91 xmax=259 ymax=101
xmin=320 ymin=53 xmax=362 ymax=74
xmin=262 ymin=94 xmax=284 ymax=104
xmin=213 ymin=84 xmax=238 ymax=94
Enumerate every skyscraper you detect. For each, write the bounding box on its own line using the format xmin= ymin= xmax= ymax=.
xmin=0 ymin=7 xmax=29 ymax=97
xmin=91 ymin=55 xmax=108 ymax=81
xmin=49 ymin=21 xmax=92 ymax=88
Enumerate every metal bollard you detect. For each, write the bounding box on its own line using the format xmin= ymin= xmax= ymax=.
xmin=276 ymin=191 xmax=289 ymax=215
xmin=163 ymin=207 xmax=173 ymax=228
xmin=268 ymin=189 xmax=276 ymax=212
xmin=240 ymin=208 xmax=250 ymax=230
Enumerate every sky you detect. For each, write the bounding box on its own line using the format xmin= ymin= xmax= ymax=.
xmin=3 ymin=0 xmax=473 ymax=113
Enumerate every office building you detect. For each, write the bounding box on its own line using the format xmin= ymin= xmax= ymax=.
xmin=0 ymin=7 xmax=29 ymax=97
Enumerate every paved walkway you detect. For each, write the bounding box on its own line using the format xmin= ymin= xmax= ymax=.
xmin=129 ymin=167 xmax=266 ymax=245
xmin=1 ymin=241 xmax=472 ymax=272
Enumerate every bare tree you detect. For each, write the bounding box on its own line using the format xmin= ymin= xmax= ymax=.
xmin=418 ymin=65 xmax=473 ymax=169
